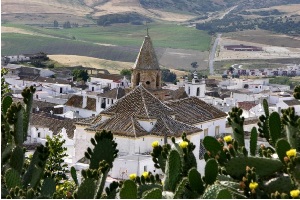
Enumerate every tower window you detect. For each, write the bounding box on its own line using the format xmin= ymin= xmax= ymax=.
xmin=197 ymin=88 xmax=200 ymax=96
xmin=146 ymin=81 xmax=150 ymax=85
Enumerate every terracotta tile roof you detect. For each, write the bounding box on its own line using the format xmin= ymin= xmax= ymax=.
xmin=65 ymin=95 xmax=83 ymax=108
xmin=86 ymin=114 xmax=200 ymax=137
xmin=30 ymin=112 xmax=76 ymax=138
xmin=80 ymin=86 xmax=230 ymax=137
xmin=101 ymin=85 xmax=176 ymax=118
xmin=20 ymin=76 xmax=72 ymax=85
xmin=133 ymin=35 xmax=160 ymax=70
xmin=85 ymin=97 xmax=96 ymax=111
xmin=237 ymin=101 xmax=257 ymax=111
xmin=165 ymin=97 xmax=228 ymax=124
xmin=283 ymin=100 xmax=300 ymax=106
xmin=97 ymin=87 xmax=126 ymax=99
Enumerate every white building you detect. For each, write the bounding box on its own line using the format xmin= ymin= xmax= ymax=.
xmin=184 ymin=72 xmax=206 ymax=98
xmin=88 ymin=74 xmax=130 ymax=92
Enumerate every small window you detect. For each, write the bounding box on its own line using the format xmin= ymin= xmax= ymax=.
xmin=92 ymin=114 xmax=95 ymax=117
xmin=144 ymin=166 xmax=147 ymax=172
xmin=38 ymin=132 xmax=40 ymax=138
xmin=143 ymin=138 xmax=144 ymax=141
xmin=111 ymin=99 xmax=113 ymax=104
xmin=146 ymin=81 xmax=150 ymax=85
xmin=215 ymin=126 xmax=220 ymax=136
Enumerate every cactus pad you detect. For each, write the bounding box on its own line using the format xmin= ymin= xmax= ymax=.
xmin=142 ymin=188 xmax=162 ymax=199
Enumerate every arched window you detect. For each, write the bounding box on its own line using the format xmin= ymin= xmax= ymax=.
xmin=197 ymin=88 xmax=200 ymax=96
xmin=136 ymin=73 xmax=140 ymax=86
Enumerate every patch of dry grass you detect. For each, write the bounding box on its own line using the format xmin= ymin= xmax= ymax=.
xmin=49 ymin=55 xmax=133 ymax=74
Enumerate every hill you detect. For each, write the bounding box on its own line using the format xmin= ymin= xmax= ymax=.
xmin=3 ymin=0 xmax=300 ymax=25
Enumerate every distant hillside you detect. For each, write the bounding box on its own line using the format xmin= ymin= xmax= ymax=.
xmin=2 ymin=0 xmax=300 ymax=24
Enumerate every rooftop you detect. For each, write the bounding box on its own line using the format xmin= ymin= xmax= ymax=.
xmin=283 ymin=99 xmax=300 ymax=106
xmin=133 ymin=35 xmax=160 ymax=70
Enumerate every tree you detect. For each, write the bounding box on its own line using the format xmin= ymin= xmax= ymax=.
xmin=54 ymin=20 xmax=59 ymax=28
xmin=191 ymin=62 xmax=198 ymax=69
xmin=45 ymin=135 xmax=68 ymax=183
xmin=72 ymin=69 xmax=89 ymax=82
xmin=120 ymin=69 xmax=132 ymax=79
xmin=161 ymin=69 xmax=177 ymax=83
xmin=63 ymin=21 xmax=71 ymax=28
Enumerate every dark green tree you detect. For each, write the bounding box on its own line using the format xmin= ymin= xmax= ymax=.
xmin=294 ymin=85 xmax=300 ymax=99
xmin=120 ymin=69 xmax=132 ymax=79
xmin=72 ymin=69 xmax=89 ymax=82
xmin=46 ymin=135 xmax=69 ymax=183
xmin=191 ymin=62 xmax=198 ymax=69
xmin=161 ymin=69 xmax=177 ymax=83
xmin=1 ymin=69 xmax=11 ymax=98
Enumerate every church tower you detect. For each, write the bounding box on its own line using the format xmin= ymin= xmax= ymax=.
xmin=131 ymin=34 xmax=162 ymax=90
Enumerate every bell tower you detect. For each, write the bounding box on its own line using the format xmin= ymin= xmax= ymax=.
xmin=131 ymin=34 xmax=161 ymax=90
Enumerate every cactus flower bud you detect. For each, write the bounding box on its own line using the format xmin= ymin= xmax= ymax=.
xmin=290 ymin=190 xmax=300 ymax=198
xmin=224 ymin=135 xmax=232 ymax=143
xmin=228 ymin=144 xmax=233 ymax=149
xmin=142 ymin=171 xmax=149 ymax=179
xmin=284 ymin=156 xmax=290 ymax=163
xmin=286 ymin=149 xmax=297 ymax=158
xmin=179 ymin=141 xmax=188 ymax=149
xmin=151 ymin=141 xmax=159 ymax=148
xmin=239 ymin=181 xmax=246 ymax=189
xmin=249 ymin=182 xmax=258 ymax=190
xmin=246 ymin=166 xmax=251 ymax=171
xmin=129 ymin=173 xmax=137 ymax=180
xmin=242 ymin=177 xmax=247 ymax=182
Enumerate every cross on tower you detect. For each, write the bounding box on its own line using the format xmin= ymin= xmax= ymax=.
xmin=145 ymin=21 xmax=149 ymax=36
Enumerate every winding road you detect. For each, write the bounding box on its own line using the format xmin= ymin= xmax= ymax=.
xmin=209 ymin=33 xmax=221 ymax=75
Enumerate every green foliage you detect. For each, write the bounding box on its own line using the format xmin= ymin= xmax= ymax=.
xmin=281 ymin=107 xmax=300 ymax=150
xmin=258 ymin=99 xmax=270 ymax=142
xmin=141 ymin=188 xmax=162 ymax=199
xmin=228 ymin=107 xmax=245 ymax=146
xmin=225 ymin=156 xmax=283 ymax=179
xmin=269 ymin=112 xmax=283 ymax=145
xmin=120 ymin=69 xmax=132 ymax=79
xmin=294 ymin=85 xmax=300 ymax=99
xmin=250 ymin=127 xmax=258 ymax=156
xmin=72 ymin=69 xmax=89 ymax=82
xmin=161 ymin=69 xmax=177 ymax=83
xmin=120 ymin=180 xmax=138 ymax=199
xmin=164 ymin=149 xmax=182 ymax=192
xmin=46 ymin=135 xmax=68 ymax=183
xmin=204 ymin=159 xmax=218 ymax=185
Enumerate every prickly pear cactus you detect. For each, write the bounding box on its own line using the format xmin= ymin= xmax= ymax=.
xmin=281 ymin=107 xmax=300 ymax=150
xmin=258 ymin=99 xmax=270 ymax=142
xmin=227 ymin=107 xmax=245 ymax=146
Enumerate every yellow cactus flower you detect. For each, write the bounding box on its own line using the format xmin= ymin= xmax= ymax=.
xmin=179 ymin=141 xmax=188 ymax=149
xmin=290 ymin=190 xmax=300 ymax=198
xmin=142 ymin=171 xmax=149 ymax=179
xmin=129 ymin=173 xmax=137 ymax=180
xmin=224 ymin=135 xmax=232 ymax=143
xmin=56 ymin=185 xmax=59 ymax=190
xmin=249 ymin=182 xmax=258 ymax=190
xmin=152 ymin=141 xmax=159 ymax=148
xmin=286 ymin=149 xmax=297 ymax=158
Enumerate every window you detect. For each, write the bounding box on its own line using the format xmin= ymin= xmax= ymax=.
xmin=204 ymin=129 xmax=208 ymax=137
xmin=196 ymin=87 xmax=200 ymax=96
xmin=38 ymin=132 xmax=40 ymax=138
xmin=215 ymin=126 xmax=220 ymax=136
xmin=92 ymin=114 xmax=95 ymax=117
xmin=111 ymin=99 xmax=113 ymax=104
xmin=144 ymin=166 xmax=147 ymax=172
xmin=188 ymin=87 xmax=190 ymax=94
xmin=146 ymin=81 xmax=150 ymax=85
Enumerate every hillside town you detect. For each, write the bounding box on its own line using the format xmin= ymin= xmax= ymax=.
xmin=2 ymin=33 xmax=299 ymax=184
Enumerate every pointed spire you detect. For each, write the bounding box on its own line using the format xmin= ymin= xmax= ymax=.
xmin=133 ymin=35 xmax=160 ymax=70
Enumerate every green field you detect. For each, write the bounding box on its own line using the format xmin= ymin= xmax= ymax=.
xmin=2 ymin=23 xmax=211 ymax=51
